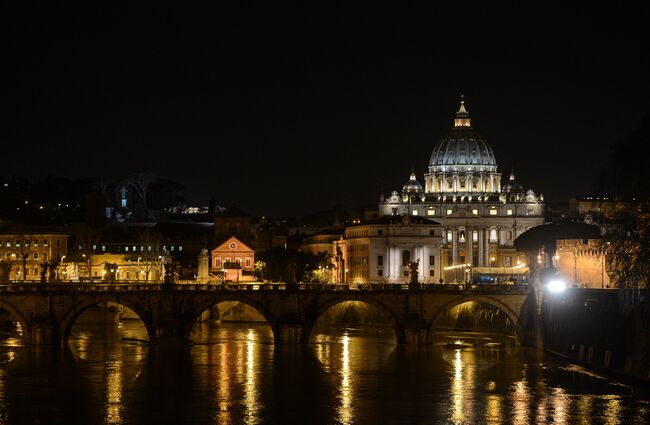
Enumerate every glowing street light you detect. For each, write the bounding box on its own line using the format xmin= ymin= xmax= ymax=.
xmin=547 ymin=279 xmax=566 ymax=293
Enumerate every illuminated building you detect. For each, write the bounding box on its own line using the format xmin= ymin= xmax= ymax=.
xmin=378 ymin=97 xmax=545 ymax=282
xmin=0 ymin=229 xmax=68 ymax=280
xmin=211 ymin=236 xmax=255 ymax=282
xmin=335 ymin=215 xmax=443 ymax=284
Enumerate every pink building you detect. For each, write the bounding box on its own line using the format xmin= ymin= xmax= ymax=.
xmin=211 ymin=236 xmax=255 ymax=282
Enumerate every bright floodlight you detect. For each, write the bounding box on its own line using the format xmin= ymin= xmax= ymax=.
xmin=547 ymin=279 xmax=566 ymax=293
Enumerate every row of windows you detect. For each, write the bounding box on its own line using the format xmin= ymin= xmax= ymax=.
xmin=446 ymin=229 xmax=505 ymax=243
xmin=419 ymin=207 xmax=536 ymax=216
xmin=3 ymin=239 xmax=57 ymax=248
xmin=2 ymin=252 xmax=60 ymax=260
xmin=78 ymin=245 xmax=183 ymax=253
xmin=214 ymin=258 xmax=252 ymax=267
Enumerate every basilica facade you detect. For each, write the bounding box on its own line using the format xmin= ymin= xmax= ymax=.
xmin=378 ymin=98 xmax=545 ymax=282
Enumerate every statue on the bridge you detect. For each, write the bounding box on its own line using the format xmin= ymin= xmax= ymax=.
xmin=408 ymin=259 xmax=420 ymax=285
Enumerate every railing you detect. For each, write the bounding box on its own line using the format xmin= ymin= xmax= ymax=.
xmin=0 ymin=280 xmax=531 ymax=294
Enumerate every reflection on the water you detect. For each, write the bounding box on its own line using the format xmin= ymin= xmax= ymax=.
xmin=0 ymin=322 xmax=648 ymax=424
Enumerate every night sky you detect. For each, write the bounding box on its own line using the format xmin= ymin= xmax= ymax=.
xmin=4 ymin=3 xmax=649 ymax=217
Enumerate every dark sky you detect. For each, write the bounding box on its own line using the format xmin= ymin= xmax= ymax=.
xmin=4 ymin=3 xmax=650 ymax=217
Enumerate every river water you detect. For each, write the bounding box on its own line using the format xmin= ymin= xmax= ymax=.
xmin=1 ymin=320 xmax=649 ymax=424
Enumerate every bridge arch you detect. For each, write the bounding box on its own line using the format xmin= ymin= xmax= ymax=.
xmin=0 ymin=299 xmax=30 ymax=342
xmin=188 ymin=295 xmax=277 ymax=342
xmin=429 ymin=295 xmax=524 ymax=343
xmin=303 ymin=295 xmax=403 ymax=344
xmin=59 ymin=297 xmax=153 ymax=345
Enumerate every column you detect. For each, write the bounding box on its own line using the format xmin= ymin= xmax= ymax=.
xmin=478 ymin=228 xmax=484 ymax=267
xmin=465 ymin=226 xmax=472 ymax=266
xmin=452 ymin=228 xmax=458 ymax=264
xmin=440 ymin=174 xmax=445 ymax=192
xmin=484 ymin=228 xmax=490 ymax=265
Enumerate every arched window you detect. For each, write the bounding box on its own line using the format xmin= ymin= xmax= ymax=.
xmin=402 ymin=250 xmax=410 ymax=266
xmin=490 ymin=229 xmax=498 ymax=242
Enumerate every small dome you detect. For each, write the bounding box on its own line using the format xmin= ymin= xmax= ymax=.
xmin=428 ymin=97 xmax=497 ymax=173
xmin=402 ymin=170 xmax=423 ymax=193
xmin=502 ymin=170 xmax=524 ymax=193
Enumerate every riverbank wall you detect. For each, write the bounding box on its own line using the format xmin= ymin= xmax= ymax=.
xmin=541 ymin=288 xmax=650 ymax=382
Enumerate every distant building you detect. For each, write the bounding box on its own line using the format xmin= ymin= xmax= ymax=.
xmin=556 ymin=239 xmax=610 ymax=288
xmin=300 ymin=227 xmax=344 ymax=257
xmin=214 ymin=206 xmax=255 ymax=246
xmin=0 ymin=228 xmax=68 ymax=280
xmin=335 ymin=215 xmax=443 ymax=284
xmin=378 ymin=97 xmax=545 ymax=281
xmin=211 ymin=236 xmax=255 ymax=282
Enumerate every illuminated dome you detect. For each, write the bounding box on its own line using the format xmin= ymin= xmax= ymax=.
xmin=402 ymin=170 xmax=423 ymax=193
xmin=428 ymin=97 xmax=497 ymax=173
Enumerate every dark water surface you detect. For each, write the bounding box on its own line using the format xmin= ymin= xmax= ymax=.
xmin=1 ymin=321 xmax=649 ymax=424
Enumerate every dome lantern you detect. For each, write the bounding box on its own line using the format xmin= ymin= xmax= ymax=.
xmin=454 ymin=95 xmax=471 ymax=128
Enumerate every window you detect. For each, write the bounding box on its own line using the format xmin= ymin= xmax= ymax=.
xmin=527 ymin=207 xmax=535 ymax=215
xmin=245 ymin=258 xmax=251 ymax=267
xmin=504 ymin=256 xmax=512 ymax=267
xmin=92 ymin=244 xmax=97 ymax=251
xmin=378 ymin=269 xmax=383 ymax=277
xmin=102 ymin=245 xmax=106 ymax=252
xmin=429 ymin=256 xmax=435 ymax=267
xmin=377 ymin=229 xmax=383 ymax=236
xmin=34 ymin=241 xmax=39 ymax=247
xmin=125 ymin=246 xmax=129 ymax=252
xmin=33 ymin=253 xmax=38 ymax=259
xmin=447 ymin=231 xmax=453 ymax=243
xmin=57 ymin=240 xmax=60 ymax=247
xmin=403 ymin=270 xmax=409 ymax=277
xmin=507 ymin=230 xmax=513 ymax=241
xmin=507 ymin=209 xmax=513 ymax=215
xmin=429 ymin=230 xmax=435 ymax=236
xmin=490 ymin=229 xmax=498 ymax=242
xmin=377 ymin=255 xmax=383 ymax=266
xmin=216 ymin=258 xmax=221 ymax=267
xmin=43 ymin=240 xmax=48 ymax=246
xmin=459 ymin=231 xmax=466 ymax=243
xmin=412 ymin=210 xmax=418 ymax=216
xmin=171 ymin=246 xmax=175 ymax=251
xmin=489 ymin=209 xmax=498 ymax=216
xmin=132 ymin=246 xmax=136 ymax=252
xmin=446 ymin=209 xmax=453 ymax=216
xmin=236 ymin=258 xmax=241 ymax=266
xmin=140 ymin=246 xmax=144 ymax=252
xmin=179 ymin=246 xmax=183 ymax=252
xmin=429 ymin=269 xmax=435 ymax=276
xmin=427 ymin=208 xmax=436 ymax=216
xmin=472 ymin=209 xmax=479 ymax=215
xmin=473 ymin=231 xmax=478 ymax=242
xmin=402 ymin=250 xmax=410 ymax=266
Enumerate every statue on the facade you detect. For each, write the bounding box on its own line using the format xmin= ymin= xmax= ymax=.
xmin=408 ymin=259 xmax=420 ymax=284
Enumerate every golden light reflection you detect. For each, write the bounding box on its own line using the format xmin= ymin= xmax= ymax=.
xmin=337 ymin=334 xmax=354 ymax=425
xmin=104 ymin=360 xmax=123 ymax=424
xmin=511 ymin=380 xmax=531 ymax=425
xmin=550 ymin=387 xmax=570 ymax=425
xmin=243 ymin=329 xmax=260 ymax=425
xmin=215 ymin=341 xmax=232 ymax=425
xmin=451 ymin=349 xmax=464 ymax=423
xmin=603 ymin=395 xmax=622 ymax=425
xmin=576 ymin=394 xmax=594 ymax=425
xmin=485 ymin=394 xmax=503 ymax=423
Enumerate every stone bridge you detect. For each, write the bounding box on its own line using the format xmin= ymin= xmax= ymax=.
xmin=0 ymin=282 xmax=536 ymax=347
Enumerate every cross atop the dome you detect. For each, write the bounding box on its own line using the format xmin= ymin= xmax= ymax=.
xmin=454 ymin=95 xmax=471 ymax=128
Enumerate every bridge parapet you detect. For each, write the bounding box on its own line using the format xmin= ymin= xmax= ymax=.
xmin=0 ymin=281 xmax=531 ymax=295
